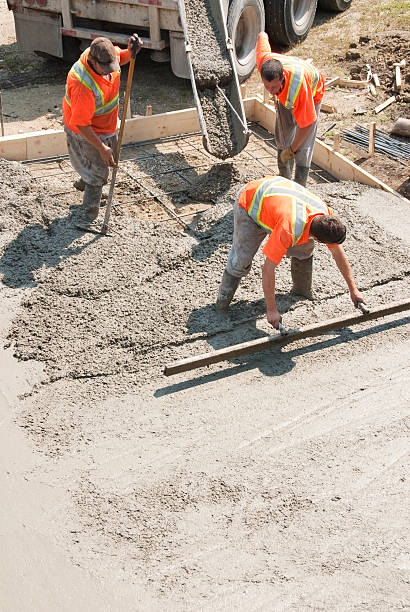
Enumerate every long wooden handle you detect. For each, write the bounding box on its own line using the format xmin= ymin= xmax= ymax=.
xmin=102 ymin=56 xmax=136 ymax=234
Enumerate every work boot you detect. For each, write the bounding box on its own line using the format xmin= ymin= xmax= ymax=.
xmin=277 ymin=149 xmax=294 ymax=180
xmin=82 ymin=183 xmax=103 ymax=223
xmin=291 ymin=256 xmax=313 ymax=299
xmin=294 ymin=166 xmax=309 ymax=187
xmin=74 ymin=178 xmax=86 ymax=191
xmin=215 ymin=270 xmax=241 ymax=311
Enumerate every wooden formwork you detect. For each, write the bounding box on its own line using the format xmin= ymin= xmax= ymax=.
xmin=0 ymin=96 xmax=403 ymax=199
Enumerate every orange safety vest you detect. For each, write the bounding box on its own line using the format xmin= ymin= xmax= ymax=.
xmin=239 ymin=176 xmax=330 ymax=246
xmin=63 ymin=48 xmax=121 ymax=134
xmin=268 ymin=53 xmax=321 ymax=111
xmin=64 ymin=49 xmax=120 ymax=117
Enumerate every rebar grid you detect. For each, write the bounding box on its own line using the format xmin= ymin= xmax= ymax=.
xmin=23 ymin=124 xmax=338 ymax=225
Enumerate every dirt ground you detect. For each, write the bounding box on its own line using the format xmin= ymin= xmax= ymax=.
xmin=1 ymin=1 xmax=410 ymax=610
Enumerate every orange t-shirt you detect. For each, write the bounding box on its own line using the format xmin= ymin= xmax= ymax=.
xmin=239 ymin=177 xmax=335 ymax=265
xmin=256 ymin=33 xmax=325 ymax=128
xmin=63 ymin=47 xmax=130 ymax=134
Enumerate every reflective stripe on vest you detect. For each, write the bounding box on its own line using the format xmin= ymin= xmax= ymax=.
xmin=64 ymin=59 xmax=120 ymax=117
xmin=247 ymin=177 xmax=328 ymax=245
xmin=271 ymin=53 xmax=320 ymax=110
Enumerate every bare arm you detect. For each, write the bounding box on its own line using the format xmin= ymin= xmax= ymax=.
xmin=262 ymin=257 xmax=282 ymax=328
xmin=330 ymin=244 xmax=365 ymax=307
xmin=77 ymin=125 xmax=115 ymax=166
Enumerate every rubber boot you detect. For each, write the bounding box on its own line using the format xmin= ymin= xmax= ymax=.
xmin=277 ymin=149 xmax=293 ymax=180
xmin=82 ymin=184 xmax=103 ymax=223
xmin=73 ymin=177 xmax=85 ymax=192
xmin=294 ymin=166 xmax=309 ymax=187
xmin=291 ymin=256 xmax=313 ymax=299
xmin=215 ymin=270 xmax=241 ymax=311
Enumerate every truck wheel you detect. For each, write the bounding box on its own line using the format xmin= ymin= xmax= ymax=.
xmin=265 ymin=0 xmax=318 ymax=47
xmin=228 ymin=0 xmax=265 ymax=82
xmin=318 ymin=0 xmax=352 ymax=11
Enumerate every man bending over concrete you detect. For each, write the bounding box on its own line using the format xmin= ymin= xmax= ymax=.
xmin=256 ymin=31 xmax=324 ymax=187
xmin=215 ymin=176 xmax=365 ymax=329
xmin=63 ymin=34 xmax=142 ymax=226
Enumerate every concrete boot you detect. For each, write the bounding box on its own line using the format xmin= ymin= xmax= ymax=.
xmin=82 ymin=184 xmax=102 ymax=223
xmin=277 ymin=149 xmax=294 ymax=180
xmin=294 ymin=166 xmax=309 ymax=187
xmin=215 ymin=270 xmax=241 ymax=311
xmin=291 ymin=256 xmax=313 ymax=299
xmin=74 ymin=177 xmax=86 ymax=191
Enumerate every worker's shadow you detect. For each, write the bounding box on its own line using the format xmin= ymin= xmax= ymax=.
xmin=0 ymin=205 xmax=97 ymax=288
xmin=156 ymin=295 xmax=297 ymax=394
xmin=189 ymin=294 xmax=296 ymax=370
xmin=156 ymin=300 xmax=410 ymax=396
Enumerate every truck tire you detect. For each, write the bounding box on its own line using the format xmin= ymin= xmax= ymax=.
xmin=318 ymin=0 xmax=351 ymax=11
xmin=265 ymin=0 xmax=318 ymax=47
xmin=62 ymin=37 xmax=81 ymax=64
xmin=228 ymin=0 xmax=265 ymax=82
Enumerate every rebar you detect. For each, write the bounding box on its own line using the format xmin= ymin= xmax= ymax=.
xmin=341 ymin=125 xmax=410 ymax=160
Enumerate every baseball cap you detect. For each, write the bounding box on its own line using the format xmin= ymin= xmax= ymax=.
xmin=89 ymin=37 xmax=120 ymax=73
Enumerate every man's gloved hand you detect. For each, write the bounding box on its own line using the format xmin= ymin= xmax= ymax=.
xmin=128 ymin=34 xmax=143 ymax=57
xmin=280 ymin=147 xmax=295 ymax=164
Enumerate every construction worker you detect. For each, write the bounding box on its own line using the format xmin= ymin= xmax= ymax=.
xmin=215 ymin=176 xmax=365 ymax=329
xmin=256 ymin=31 xmax=325 ymax=187
xmin=63 ymin=34 xmax=142 ymax=225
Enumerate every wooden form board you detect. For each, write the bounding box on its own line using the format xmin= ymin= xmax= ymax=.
xmin=0 ymin=98 xmax=256 ymax=161
xmin=0 ymin=96 xmax=402 ymax=200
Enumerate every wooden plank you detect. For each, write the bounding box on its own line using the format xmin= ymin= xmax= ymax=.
xmin=372 ymin=74 xmax=380 ymax=87
xmin=368 ymin=121 xmax=376 ymax=157
xmin=321 ymin=102 xmax=336 ymax=114
xmin=26 ymin=130 xmax=67 ymax=160
xmin=395 ymin=65 xmax=402 ymax=91
xmin=0 ymin=99 xmax=256 ymax=161
xmin=0 ymin=132 xmax=27 ymax=160
xmin=374 ymin=96 xmax=396 ymax=114
xmin=338 ymin=79 xmax=368 ymax=89
xmin=312 ymin=139 xmax=400 ymax=196
xmin=164 ymin=299 xmax=410 ymax=376
xmin=325 ymin=76 xmax=340 ymax=87
xmin=369 ymin=82 xmax=377 ymax=97
xmin=123 ymin=108 xmax=199 ymax=144
xmin=333 ymin=132 xmax=341 ymax=152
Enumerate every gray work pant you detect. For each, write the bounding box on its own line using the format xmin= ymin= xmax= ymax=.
xmin=226 ymin=192 xmax=314 ymax=279
xmin=65 ymin=127 xmax=118 ymax=187
xmin=275 ymin=100 xmax=322 ymax=168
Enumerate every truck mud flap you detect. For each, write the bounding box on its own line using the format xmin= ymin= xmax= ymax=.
xmin=177 ymin=0 xmax=249 ymax=160
xmin=13 ymin=11 xmax=63 ymax=58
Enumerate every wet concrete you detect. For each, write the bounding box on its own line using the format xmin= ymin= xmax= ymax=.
xmin=1 ymin=155 xmax=410 ymax=609
xmin=1 ymin=157 xmax=409 ymax=404
xmin=184 ymin=0 xmax=242 ymax=159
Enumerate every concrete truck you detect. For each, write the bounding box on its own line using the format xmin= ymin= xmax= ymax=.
xmin=6 ymin=0 xmax=352 ymax=82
